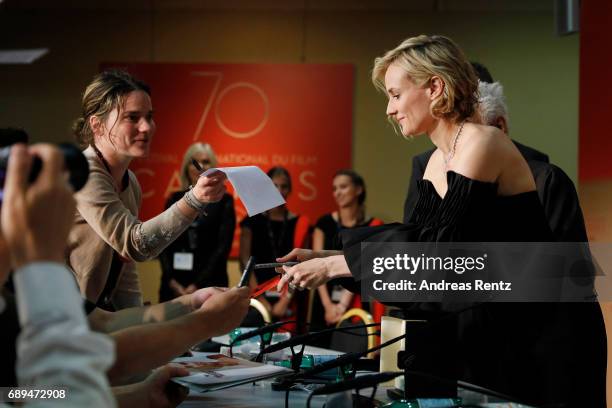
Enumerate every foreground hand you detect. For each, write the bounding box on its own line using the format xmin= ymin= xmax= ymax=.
xmin=143 ymin=364 xmax=190 ymax=408
xmin=277 ymin=258 xmax=332 ymax=292
xmin=192 ymin=171 xmax=227 ymax=203
xmin=1 ymin=144 xmax=75 ymax=269
xmin=189 ymin=287 xmax=227 ymax=311
xmin=197 ymin=287 xmax=250 ymax=336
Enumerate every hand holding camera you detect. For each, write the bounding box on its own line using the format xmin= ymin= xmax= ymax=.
xmin=1 ymin=144 xmax=77 ymax=269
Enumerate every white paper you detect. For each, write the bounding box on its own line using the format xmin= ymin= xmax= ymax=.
xmin=176 ymin=365 xmax=286 ymax=385
xmin=201 ymin=166 xmax=285 ymax=216
xmin=171 ymin=352 xmax=291 ymax=389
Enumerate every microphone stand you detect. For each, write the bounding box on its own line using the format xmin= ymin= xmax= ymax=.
xmin=288 ymin=305 xmax=476 ymax=407
xmin=260 ymin=322 xmax=380 ymax=380
xmin=229 ymin=320 xmax=296 ymax=360
xmin=255 ymin=322 xmax=380 ymax=406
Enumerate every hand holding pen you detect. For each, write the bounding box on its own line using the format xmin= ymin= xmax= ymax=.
xmin=237 ymin=258 xmax=301 ymax=297
xmin=274 ymin=248 xmax=344 ymax=292
xmin=190 ymin=159 xmax=226 ymax=204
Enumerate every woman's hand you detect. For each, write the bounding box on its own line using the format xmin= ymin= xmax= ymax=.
xmin=276 ymin=248 xmax=317 ymax=263
xmin=276 ymin=248 xmax=342 ymax=264
xmin=276 ymin=257 xmax=331 ymax=292
xmin=276 ymin=254 xmax=352 ymax=292
xmin=192 ymin=171 xmax=227 ymax=203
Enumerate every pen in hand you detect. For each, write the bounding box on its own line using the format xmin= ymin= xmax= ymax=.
xmin=192 ymin=158 xmax=222 ymax=178
xmin=191 ymin=159 xmax=205 ymax=173
xmin=254 ymin=262 xmax=299 ymax=270
xmin=190 ymin=158 xmax=211 ymax=215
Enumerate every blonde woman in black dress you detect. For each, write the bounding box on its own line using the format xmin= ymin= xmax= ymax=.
xmin=276 ymin=35 xmax=606 ymax=407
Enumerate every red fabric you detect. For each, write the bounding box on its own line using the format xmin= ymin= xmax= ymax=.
xmin=369 ymin=218 xmax=384 ymax=227
xmin=252 ymin=275 xmax=281 ymax=298
xmin=293 ymin=215 xmax=311 ymax=248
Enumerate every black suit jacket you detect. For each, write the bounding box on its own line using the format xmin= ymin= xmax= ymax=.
xmin=402 ymin=141 xmax=587 ymax=242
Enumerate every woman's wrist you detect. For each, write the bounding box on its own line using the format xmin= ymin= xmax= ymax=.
xmin=324 ymin=255 xmax=351 ymax=280
xmin=319 ymin=249 xmax=343 ymax=258
xmin=173 ymin=292 xmax=195 ymax=312
xmin=183 ymin=187 xmax=208 ymax=215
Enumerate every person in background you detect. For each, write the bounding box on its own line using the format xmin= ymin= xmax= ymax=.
xmin=239 ymin=167 xmax=310 ymax=330
xmin=159 ymin=142 xmax=235 ymax=301
xmin=69 ymin=70 xmax=227 ymax=310
xmin=310 ymin=170 xmax=383 ymax=344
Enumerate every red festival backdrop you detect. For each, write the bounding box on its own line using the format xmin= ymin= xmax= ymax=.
xmin=101 ymin=63 xmax=354 ymax=257
xmin=578 ymin=1 xmax=612 ymax=243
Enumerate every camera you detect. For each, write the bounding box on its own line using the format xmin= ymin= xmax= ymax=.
xmin=0 ymin=143 xmax=90 ymax=193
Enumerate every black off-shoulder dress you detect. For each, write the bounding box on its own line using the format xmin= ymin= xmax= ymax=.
xmin=341 ymin=171 xmax=606 ymax=407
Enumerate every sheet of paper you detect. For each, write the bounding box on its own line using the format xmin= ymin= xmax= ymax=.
xmin=171 ymin=352 xmax=291 ymax=391
xmin=201 ymin=166 xmax=285 ymax=216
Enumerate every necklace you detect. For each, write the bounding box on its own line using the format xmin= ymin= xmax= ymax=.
xmin=443 ymin=120 xmax=466 ymax=171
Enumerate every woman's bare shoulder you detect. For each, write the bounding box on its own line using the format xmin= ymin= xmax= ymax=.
xmin=463 ymin=123 xmax=510 ymax=148
xmin=452 ymin=123 xmax=511 ymax=182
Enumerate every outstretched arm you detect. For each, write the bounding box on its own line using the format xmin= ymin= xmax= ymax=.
xmin=88 ymin=287 xmax=222 ymax=333
xmin=107 ymin=287 xmax=250 ymax=383
xmin=76 ymin=156 xmax=227 ymax=263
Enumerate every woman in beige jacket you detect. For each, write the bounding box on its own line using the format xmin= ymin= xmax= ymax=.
xmin=68 ymin=70 xmax=227 ymax=310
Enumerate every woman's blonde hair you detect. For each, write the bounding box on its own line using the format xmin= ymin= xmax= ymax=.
xmin=372 ymin=34 xmax=478 ymax=123
xmin=180 ymin=142 xmax=218 ymax=189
